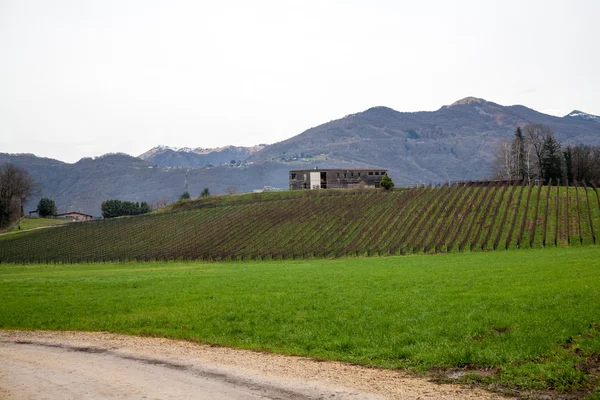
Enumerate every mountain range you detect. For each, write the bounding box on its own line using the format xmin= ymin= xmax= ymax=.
xmin=2 ymin=97 xmax=599 ymax=216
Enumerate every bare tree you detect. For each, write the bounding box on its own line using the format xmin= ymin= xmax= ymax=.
xmin=0 ymin=163 xmax=39 ymax=227
xmin=593 ymin=146 xmax=600 ymax=180
xmin=492 ymin=138 xmax=513 ymax=179
xmin=150 ymin=197 xmax=169 ymax=210
xmin=525 ymin=142 xmax=534 ymax=182
xmin=225 ymin=186 xmax=238 ymax=195
xmin=571 ymin=144 xmax=600 ymax=182
xmin=523 ymin=124 xmax=553 ymax=178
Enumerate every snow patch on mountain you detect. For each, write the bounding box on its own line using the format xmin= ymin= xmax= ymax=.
xmin=564 ymin=110 xmax=600 ymax=122
xmin=139 ymin=144 xmax=266 ymax=159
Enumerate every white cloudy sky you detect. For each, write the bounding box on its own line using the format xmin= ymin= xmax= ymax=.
xmin=1 ymin=0 xmax=599 ymax=163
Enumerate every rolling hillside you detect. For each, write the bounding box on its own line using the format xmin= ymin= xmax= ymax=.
xmin=1 ymin=182 xmax=599 ymax=263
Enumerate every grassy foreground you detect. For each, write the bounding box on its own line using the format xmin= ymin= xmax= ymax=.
xmin=1 ymin=248 xmax=600 ymax=397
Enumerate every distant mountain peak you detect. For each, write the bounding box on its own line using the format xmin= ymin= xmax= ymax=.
xmin=564 ymin=110 xmax=600 ymax=122
xmin=343 ymin=106 xmax=397 ymax=119
xmin=365 ymin=106 xmax=395 ymax=111
xmin=361 ymin=106 xmax=397 ymax=115
xmin=449 ymin=97 xmax=487 ymax=107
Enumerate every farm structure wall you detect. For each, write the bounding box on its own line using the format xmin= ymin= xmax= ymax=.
xmin=289 ymin=169 xmax=388 ymax=190
xmin=56 ymin=212 xmax=94 ymax=221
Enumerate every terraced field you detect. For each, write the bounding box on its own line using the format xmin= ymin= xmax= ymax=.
xmin=1 ymin=181 xmax=599 ymax=263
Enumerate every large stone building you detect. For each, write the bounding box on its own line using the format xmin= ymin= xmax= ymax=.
xmin=289 ymin=168 xmax=388 ymax=190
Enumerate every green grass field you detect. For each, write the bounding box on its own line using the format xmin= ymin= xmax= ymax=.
xmin=1 ymin=247 xmax=599 ymax=397
xmin=5 ymin=217 xmax=69 ymax=233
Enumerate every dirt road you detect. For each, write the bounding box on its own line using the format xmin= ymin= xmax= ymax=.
xmin=0 ymin=331 xmax=504 ymax=399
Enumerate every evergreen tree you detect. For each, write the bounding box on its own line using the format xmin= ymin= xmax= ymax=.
xmin=513 ymin=127 xmax=526 ymax=180
xmin=563 ymin=147 xmax=574 ymax=183
xmin=139 ymin=201 xmax=151 ymax=214
xmin=36 ymin=197 xmax=57 ymax=217
xmin=379 ymin=173 xmax=394 ymax=190
xmin=540 ymin=135 xmax=563 ymax=184
xmin=101 ymin=199 xmax=122 ymax=218
xmin=200 ymin=188 xmax=210 ymax=198
xmin=179 ymin=191 xmax=191 ymax=200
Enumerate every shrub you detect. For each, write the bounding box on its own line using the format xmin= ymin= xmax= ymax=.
xmin=380 ymin=174 xmax=394 ymax=190
xmin=200 ymin=188 xmax=210 ymax=198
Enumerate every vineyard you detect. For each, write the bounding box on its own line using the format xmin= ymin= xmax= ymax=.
xmin=1 ymin=181 xmax=599 ymax=263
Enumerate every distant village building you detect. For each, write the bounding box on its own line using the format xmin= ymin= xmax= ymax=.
xmin=289 ymin=168 xmax=388 ymax=190
xmin=56 ymin=212 xmax=94 ymax=221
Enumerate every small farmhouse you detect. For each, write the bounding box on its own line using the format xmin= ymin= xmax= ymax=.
xmin=56 ymin=212 xmax=94 ymax=221
xmin=289 ymin=168 xmax=388 ymax=190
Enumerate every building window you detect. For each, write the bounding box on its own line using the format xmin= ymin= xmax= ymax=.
xmin=291 ymin=173 xmax=296 ymax=179
xmin=369 ymin=172 xmax=373 ymax=175
xmin=351 ymin=172 xmax=354 ymax=177
xmin=375 ymin=172 xmax=379 ymax=175
xmin=336 ymin=173 xmax=340 ymax=177
xmin=357 ymin=172 xmax=361 ymax=177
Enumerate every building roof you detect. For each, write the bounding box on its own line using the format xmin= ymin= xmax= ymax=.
xmin=56 ymin=212 xmax=93 ymax=218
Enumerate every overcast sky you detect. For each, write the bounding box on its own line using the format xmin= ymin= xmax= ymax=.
xmin=1 ymin=0 xmax=599 ymax=163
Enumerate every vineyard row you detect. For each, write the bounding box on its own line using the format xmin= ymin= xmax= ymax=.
xmin=1 ymin=182 xmax=599 ymax=263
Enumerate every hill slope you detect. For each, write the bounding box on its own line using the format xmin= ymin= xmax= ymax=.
xmin=2 ymin=182 xmax=599 ymax=263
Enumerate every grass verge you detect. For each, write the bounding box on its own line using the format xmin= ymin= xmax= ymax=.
xmin=5 ymin=217 xmax=69 ymax=233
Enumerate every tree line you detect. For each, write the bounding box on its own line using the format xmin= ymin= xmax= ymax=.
xmin=100 ymin=199 xmax=151 ymax=219
xmin=492 ymin=124 xmax=600 ymax=183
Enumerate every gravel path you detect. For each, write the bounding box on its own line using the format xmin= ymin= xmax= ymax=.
xmin=0 ymin=331 xmax=505 ymax=399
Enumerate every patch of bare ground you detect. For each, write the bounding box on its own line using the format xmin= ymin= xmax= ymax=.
xmin=0 ymin=330 xmax=506 ymax=399
xmin=432 ymin=366 xmax=579 ymax=400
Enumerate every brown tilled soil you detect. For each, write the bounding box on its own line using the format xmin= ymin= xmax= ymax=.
xmin=0 ymin=330 xmax=507 ymax=399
